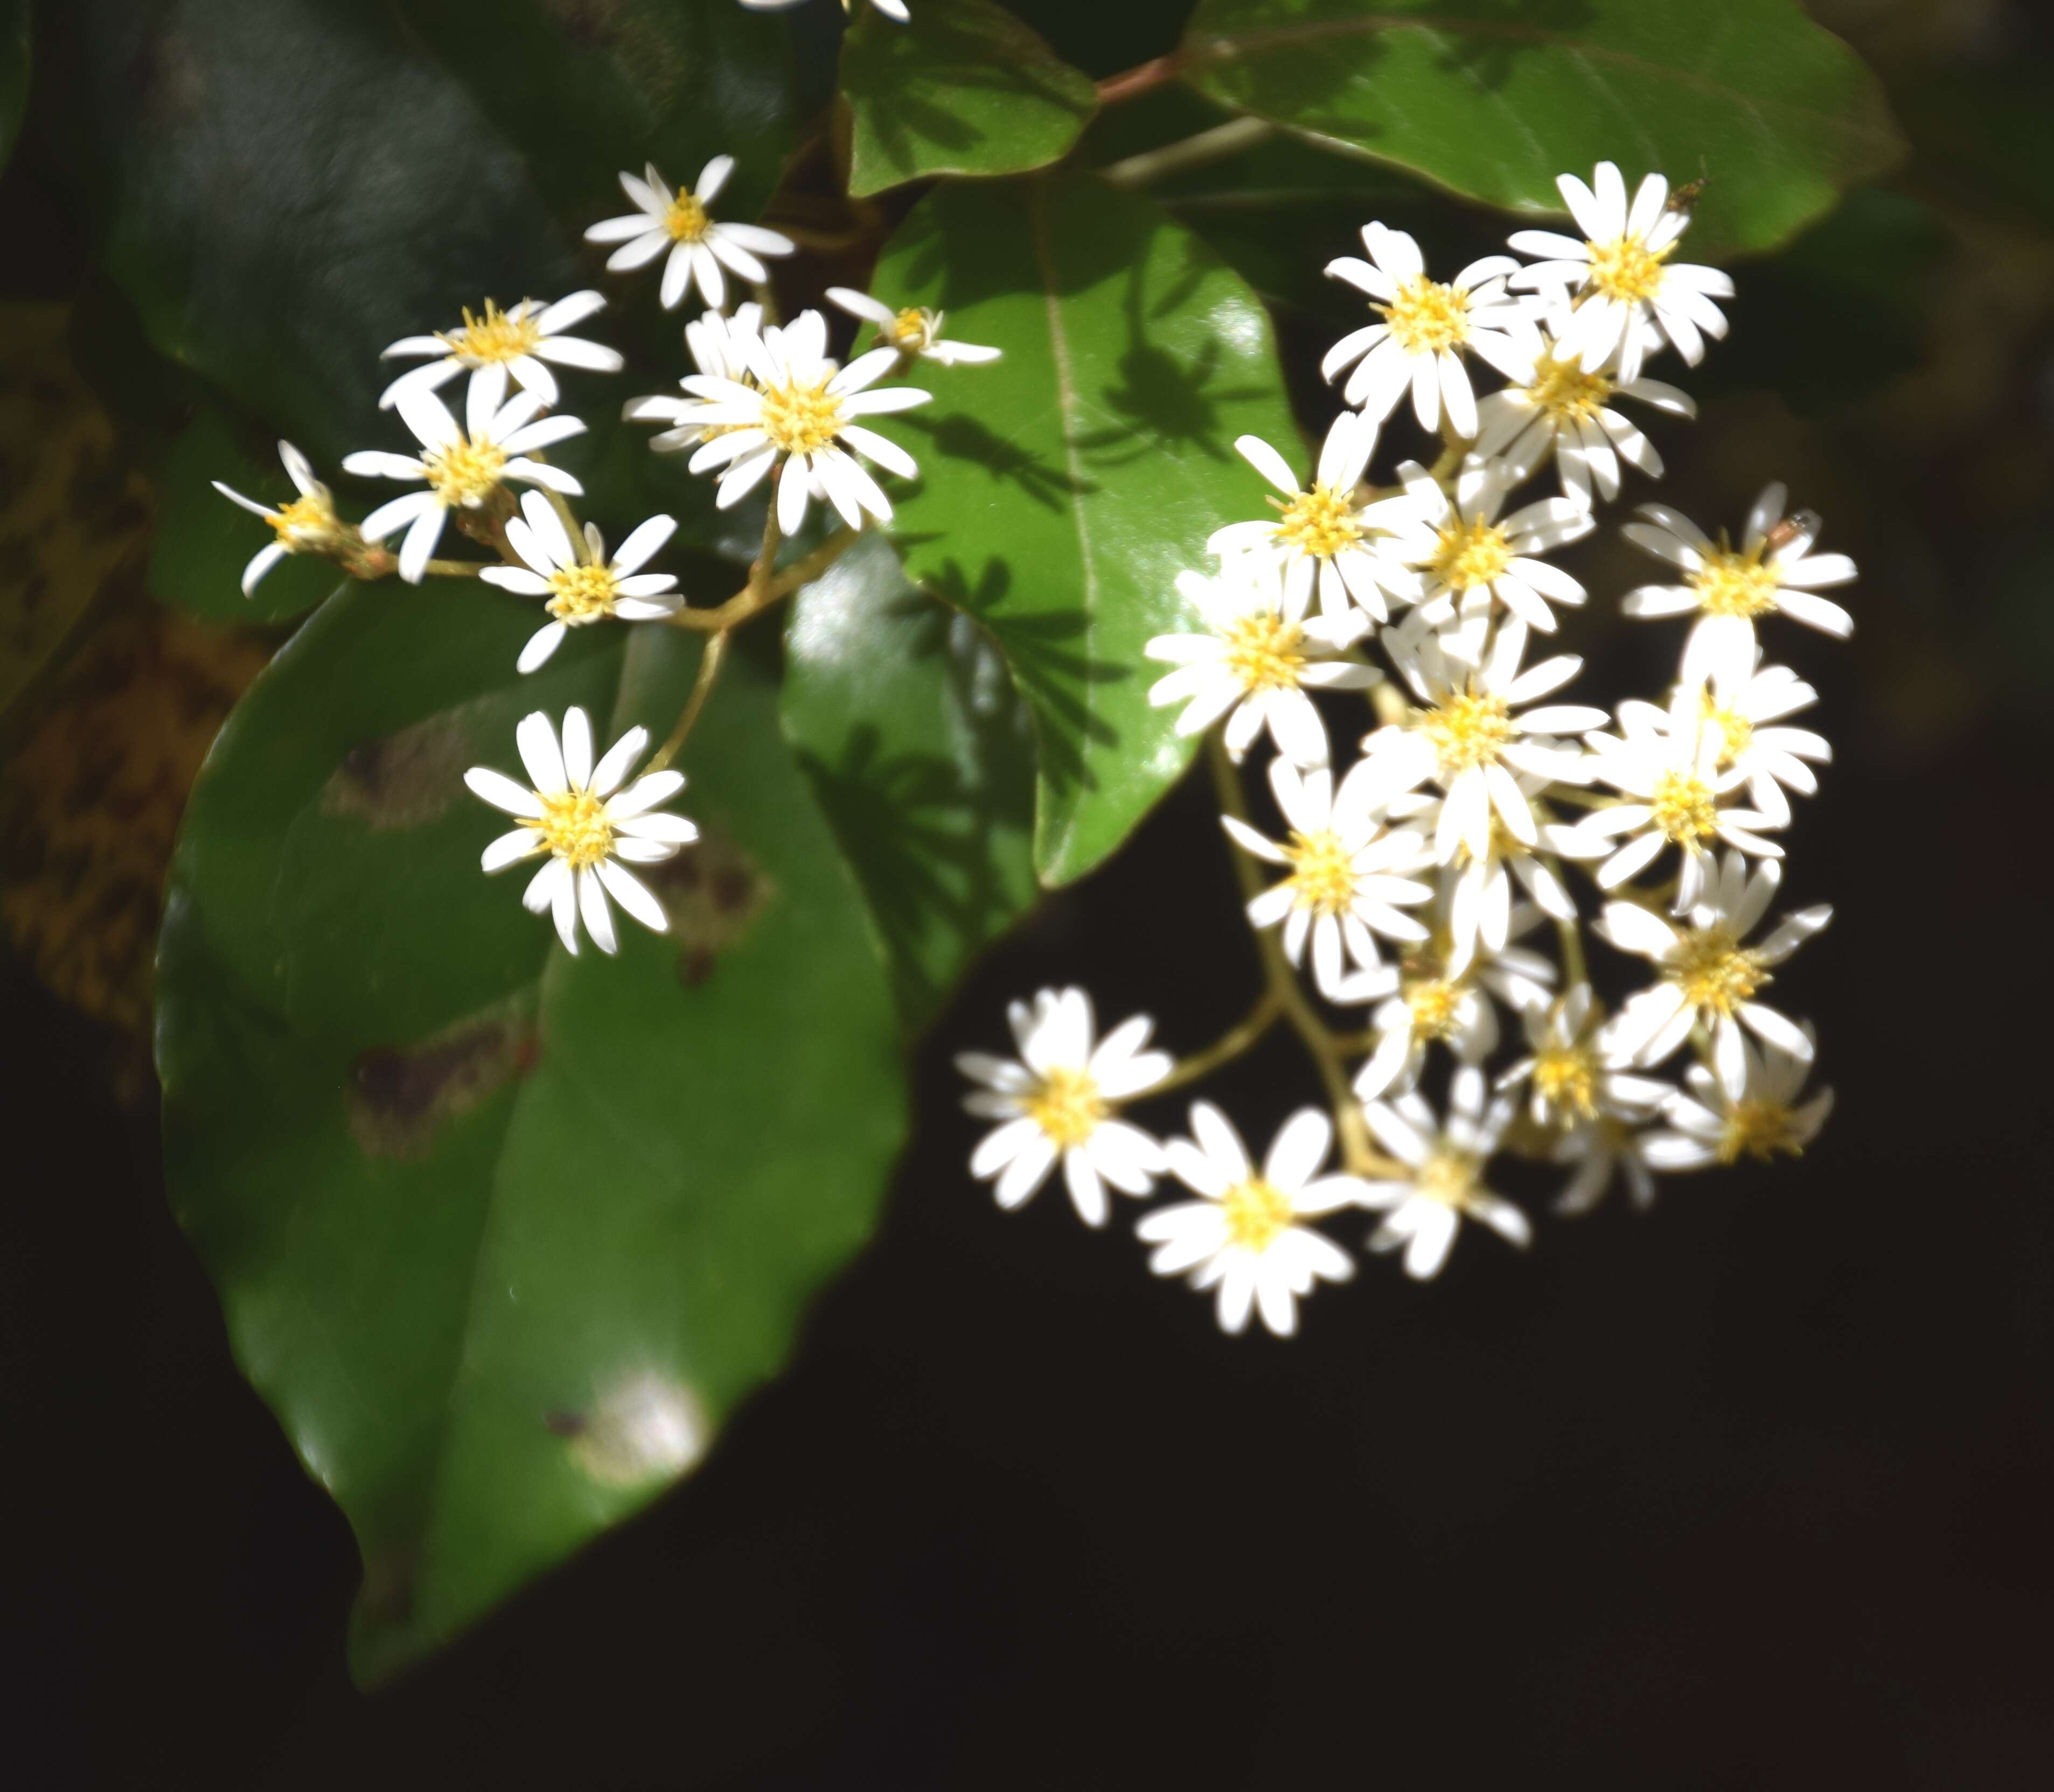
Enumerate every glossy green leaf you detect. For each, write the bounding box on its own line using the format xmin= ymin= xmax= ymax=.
xmin=840 ymin=0 xmax=1098 ymax=197
xmin=1176 ymin=0 xmax=1906 ymax=256
xmin=158 ymin=588 xmax=905 ymax=1681
xmin=783 ymin=533 xmax=1038 ymax=1031
xmin=398 ymin=0 xmax=796 ymax=222
xmin=0 ymin=0 xmax=27 ymax=173
xmin=150 ymin=405 xmax=340 ymax=625
xmin=871 ymin=172 xmax=1299 ymax=885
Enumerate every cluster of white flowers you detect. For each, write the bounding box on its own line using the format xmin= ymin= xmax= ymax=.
xmin=961 ymin=163 xmax=1847 ymax=1335
xmin=216 ymin=148 xmax=993 ymax=957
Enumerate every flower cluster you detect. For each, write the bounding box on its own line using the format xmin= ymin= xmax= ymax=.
xmin=215 ymin=148 xmax=993 ymax=956
xmin=962 ymin=163 xmax=1845 ymax=1335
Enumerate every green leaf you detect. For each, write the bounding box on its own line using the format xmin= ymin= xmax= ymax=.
xmin=1176 ymin=0 xmax=1906 ymax=256
xmin=149 ymin=404 xmax=340 ymax=625
xmin=157 ymin=589 xmax=906 ymax=1681
xmin=0 ymin=0 xmax=27 ymax=174
xmin=43 ymin=0 xmax=575 ymax=463
xmin=783 ymin=533 xmax=1038 ymax=1031
xmin=869 ymin=172 xmax=1299 ymax=885
xmin=840 ymin=0 xmax=1099 ymax=197
xmin=397 ymin=0 xmax=797 ymax=221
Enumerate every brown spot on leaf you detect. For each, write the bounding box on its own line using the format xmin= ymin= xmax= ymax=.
xmin=637 ymin=823 xmax=773 ymax=987
xmin=347 ymin=996 xmax=538 ymax=1160
xmin=322 ymin=714 xmax=471 ymax=832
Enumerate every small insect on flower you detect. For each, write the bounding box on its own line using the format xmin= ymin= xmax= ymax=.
xmin=584 ymin=157 xmax=796 ymax=313
xmin=1622 ymin=482 xmax=1858 ymax=687
xmin=1642 ymin=1027 xmax=1834 ymax=1170
xmin=478 ymin=491 xmax=683 ymax=673
xmin=1508 ymin=162 xmax=1734 ymax=382
xmin=1139 ymin=1104 xmax=1363 ymax=1337
xmin=1359 ymin=1067 xmax=1531 ymax=1280
xmin=826 ymin=287 xmax=1000 ymax=368
xmin=343 ymin=381 xmax=587 ymax=583
xmin=665 ymin=308 xmax=931 ymax=534
xmin=212 ymin=441 xmax=346 ymax=595
xmin=1322 ymin=222 xmax=1537 ymax=436
xmin=1598 ymin=850 xmax=1832 ymax=1083
xmin=464 ymin=707 xmax=697 ymax=957
xmin=957 ymin=988 xmax=1171 ymax=1226
xmin=1220 ymin=755 xmax=1434 ymax=998
xmin=1207 ymin=413 xmax=1418 ymax=623
xmin=1145 ymin=555 xmax=1378 ymax=768
xmin=377 ymin=292 xmax=623 ymax=416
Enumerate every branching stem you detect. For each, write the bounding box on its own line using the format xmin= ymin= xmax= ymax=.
xmin=1149 ymin=988 xmax=1284 ymax=1099
xmin=1099 ymin=118 xmax=1276 ymax=189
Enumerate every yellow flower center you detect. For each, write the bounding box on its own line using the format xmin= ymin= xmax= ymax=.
xmin=423 ymin=436 xmax=508 ymax=508
xmin=1405 ymin=977 xmax=1464 ymax=1041
xmin=1649 ymin=770 xmax=1720 ymax=845
xmin=268 ymin=490 xmax=334 ymax=543
xmin=1689 ymin=548 xmax=1781 ymax=618
xmin=1272 ymin=484 xmax=1361 ymax=559
xmin=1380 ymin=276 xmax=1471 ymax=355
xmin=527 ymin=787 xmax=614 ymax=869
xmin=1415 ymin=1149 xmax=1480 ymax=1210
xmin=1584 ymin=234 xmax=1672 ymax=304
xmin=1700 ymin=694 xmax=1753 ymax=767
xmin=1283 ymin=828 xmax=1357 ymax=917
xmin=1717 ymin=1099 xmax=1806 ymax=1165
xmin=1533 ymin=1043 xmax=1599 ymax=1121
xmin=1220 ymin=609 xmax=1306 ymax=694
xmin=1668 ymin=926 xmax=1767 ymax=1019
xmin=1220 ymin=1177 xmax=1295 ymax=1252
xmin=1429 ymin=517 xmax=1514 ymax=592
xmin=889 ymin=306 xmax=937 ymax=348
xmin=664 ymin=192 xmax=711 ymax=242
xmin=758 ymin=379 xmax=845 ymax=457
xmin=436 ymin=299 xmax=543 ymax=368
xmin=1527 ymin=354 xmax=1613 ymax=422
xmin=1418 ymin=691 xmax=1513 ymax=777
xmin=1025 ymin=1064 xmax=1105 ymax=1149
xmin=545 ymin=562 xmax=622 ymax=625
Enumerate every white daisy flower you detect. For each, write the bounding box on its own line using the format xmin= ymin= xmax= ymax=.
xmin=1321 ymin=223 xmax=1536 ymax=436
xmin=377 ymin=292 xmax=623 ymax=416
xmin=1497 ymin=983 xmax=1670 ymax=1133
xmin=1138 ymin=1104 xmax=1361 ymax=1337
xmin=1374 ymin=457 xmax=1593 ymax=647
xmin=1642 ymin=1027 xmax=1834 ymax=1170
xmin=740 ymin=0 xmax=909 ymax=22
xmin=826 ymin=287 xmax=1000 ymax=367
xmin=1597 ymin=850 xmax=1832 ymax=1079
xmin=665 ymin=308 xmax=930 ymax=533
xmin=1508 ymin=162 xmax=1733 ymax=382
xmin=477 ymin=490 xmax=682 ymax=673
xmin=1577 ymin=682 xmax=1786 ymax=909
xmin=1385 ymin=776 xmax=1603 ymax=975
xmin=1618 ymin=651 xmax=1830 ymax=829
xmin=1473 ymin=316 xmax=1694 ymax=511
xmin=343 ymin=380 xmax=586 ymax=583
xmin=211 ymin=440 xmax=345 ymax=595
xmin=1349 ymin=917 xmax=1555 ymax=1101
xmin=1622 ymin=482 xmax=1858 ymax=686
xmin=583 ymin=157 xmax=796 ymax=313
xmin=1551 ymin=1118 xmax=1666 ymax=1215
xmin=1144 ymin=555 xmax=1378 ymax=767
xmin=1207 ymin=413 xmax=1419 ymax=623
xmin=623 ymin=303 xmax=766 ymax=454
xmin=1219 ymin=756 xmax=1433 ymax=996
xmin=1359 ymin=1067 xmax=1530 ymax=1280
xmin=464 ymin=707 xmax=697 ymax=957
xmin=956 ymin=987 xmax=1169 ymax=1227
xmin=1350 ymin=611 xmax=1606 ymax=866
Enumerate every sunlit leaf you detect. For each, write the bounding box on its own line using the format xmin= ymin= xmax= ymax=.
xmin=783 ymin=533 xmax=1038 ymax=1029
xmin=1176 ymin=0 xmax=1905 ymax=256
xmin=840 ymin=0 xmax=1098 ymax=197
xmin=157 ymin=588 xmax=905 ymax=1681
xmin=870 ymin=171 xmax=1299 ymax=885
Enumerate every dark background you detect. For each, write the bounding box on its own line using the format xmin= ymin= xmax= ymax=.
xmin=9 ymin=1 xmax=2054 ymax=1787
